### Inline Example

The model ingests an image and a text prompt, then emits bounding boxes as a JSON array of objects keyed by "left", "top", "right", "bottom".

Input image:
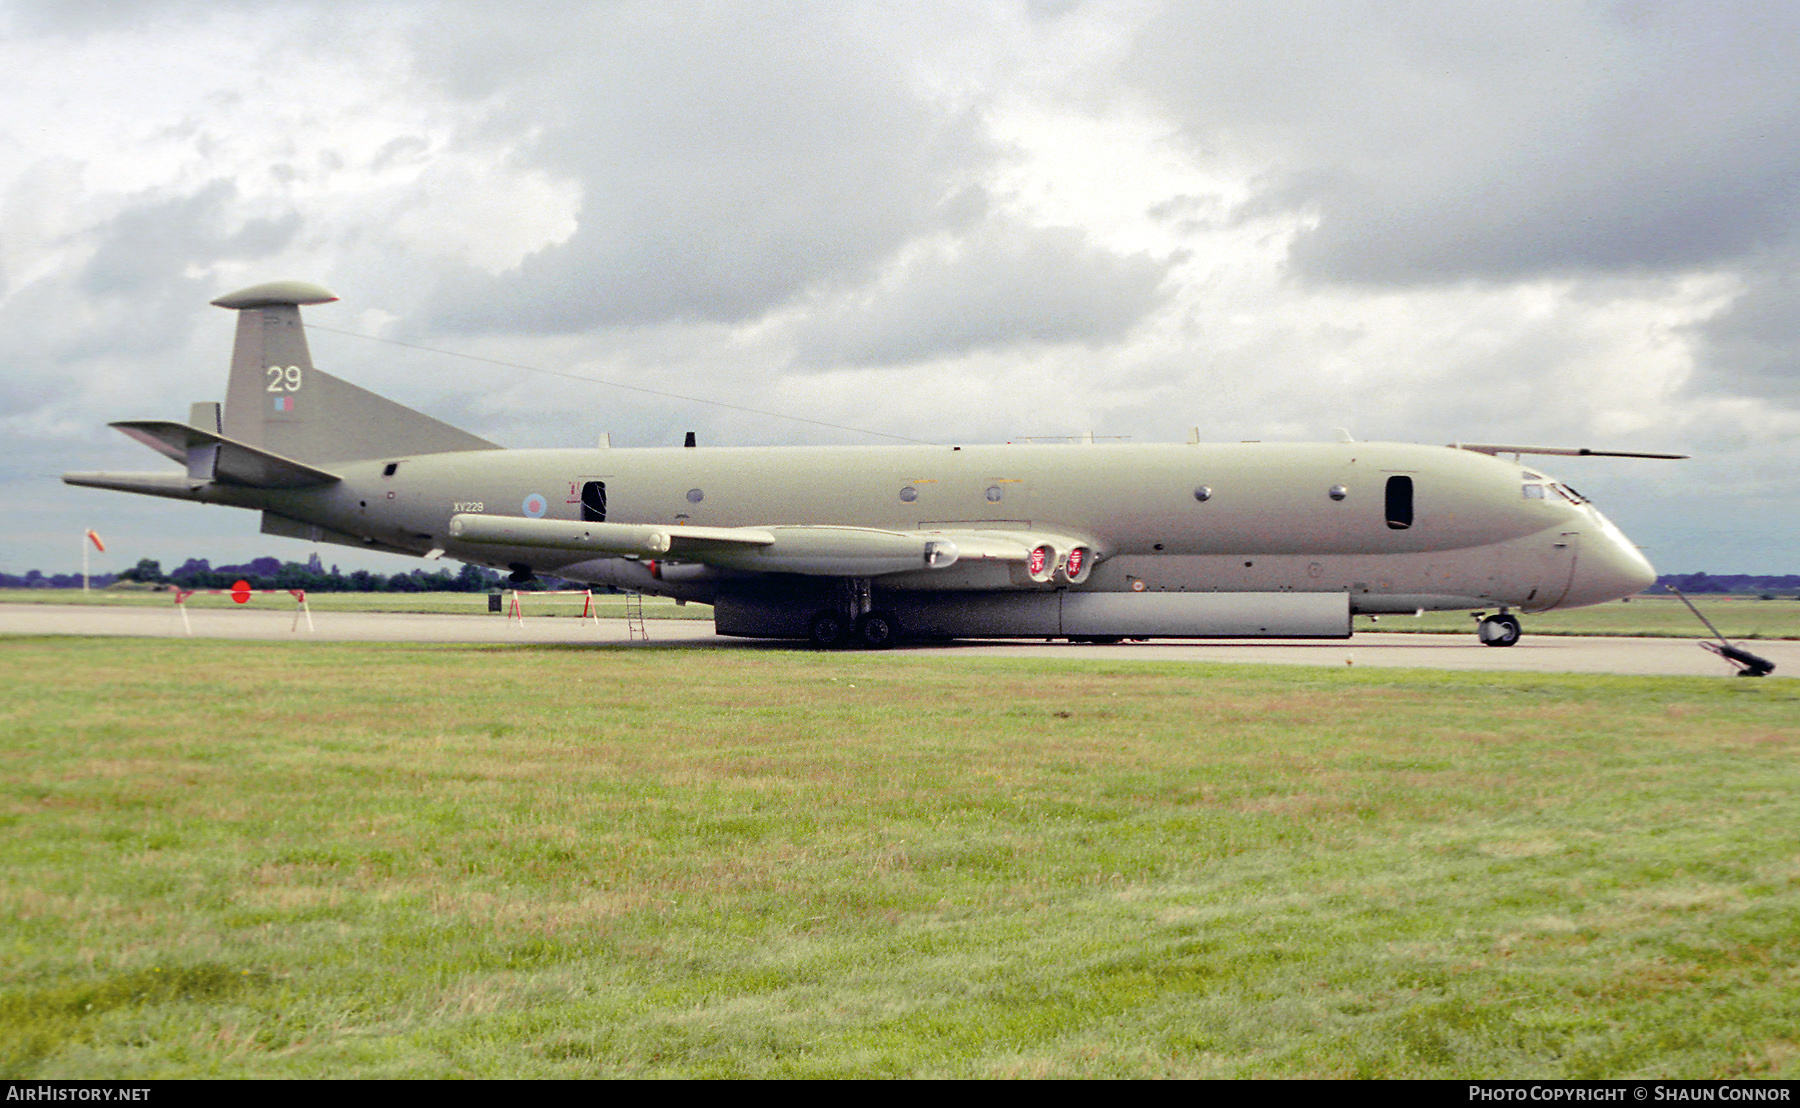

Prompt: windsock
[{"left": 85, "top": 530, "right": 105, "bottom": 553}]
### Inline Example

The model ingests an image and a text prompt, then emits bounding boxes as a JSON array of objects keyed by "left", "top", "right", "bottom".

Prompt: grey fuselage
[
  {"left": 62, "top": 281, "right": 1659, "bottom": 643},
  {"left": 206, "top": 438, "right": 1651, "bottom": 616}
]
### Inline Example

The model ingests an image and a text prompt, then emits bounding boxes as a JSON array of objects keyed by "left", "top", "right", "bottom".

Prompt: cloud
[
  {"left": 412, "top": 3, "right": 996, "bottom": 332},
  {"left": 80, "top": 181, "right": 300, "bottom": 301},
  {"left": 791, "top": 218, "right": 1171, "bottom": 365},
  {"left": 0, "top": 179, "right": 303, "bottom": 428},
  {"left": 1689, "top": 251, "right": 1800, "bottom": 406},
  {"left": 1129, "top": 1, "right": 1800, "bottom": 284}
]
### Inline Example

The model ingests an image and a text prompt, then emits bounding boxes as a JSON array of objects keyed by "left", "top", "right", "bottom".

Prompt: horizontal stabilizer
[
  {"left": 1451, "top": 443, "right": 1688, "bottom": 460},
  {"left": 111, "top": 420, "right": 340, "bottom": 488},
  {"left": 62, "top": 471, "right": 201, "bottom": 499}
]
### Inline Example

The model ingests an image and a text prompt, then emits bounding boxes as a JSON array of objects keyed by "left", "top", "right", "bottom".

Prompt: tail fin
[{"left": 213, "top": 281, "right": 498, "bottom": 464}]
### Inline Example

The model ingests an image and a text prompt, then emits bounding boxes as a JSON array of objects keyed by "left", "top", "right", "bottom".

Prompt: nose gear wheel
[{"left": 1478, "top": 613, "right": 1522, "bottom": 647}]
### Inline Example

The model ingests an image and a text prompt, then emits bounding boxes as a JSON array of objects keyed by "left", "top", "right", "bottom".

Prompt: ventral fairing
[{"left": 65, "top": 282, "right": 1677, "bottom": 648}]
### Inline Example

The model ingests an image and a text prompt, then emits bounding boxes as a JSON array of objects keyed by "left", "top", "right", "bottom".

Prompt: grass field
[{"left": 3, "top": 636, "right": 1797, "bottom": 1078}]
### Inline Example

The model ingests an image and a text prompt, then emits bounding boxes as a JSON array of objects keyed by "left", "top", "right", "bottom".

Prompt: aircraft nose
[{"left": 1562, "top": 524, "right": 1656, "bottom": 609}]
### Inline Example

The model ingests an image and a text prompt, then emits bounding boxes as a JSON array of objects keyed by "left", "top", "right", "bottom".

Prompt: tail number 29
[{"left": 266, "top": 365, "right": 303, "bottom": 391}]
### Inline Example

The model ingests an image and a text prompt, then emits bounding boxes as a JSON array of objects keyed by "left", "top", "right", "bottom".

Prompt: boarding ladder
[{"left": 625, "top": 590, "right": 649, "bottom": 641}]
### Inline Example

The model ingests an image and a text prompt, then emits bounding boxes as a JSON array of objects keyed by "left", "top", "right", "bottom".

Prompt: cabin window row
[
  {"left": 578, "top": 475, "right": 1415, "bottom": 530},
  {"left": 898, "top": 485, "right": 1007, "bottom": 502},
  {"left": 1197, "top": 477, "right": 1413, "bottom": 530}
]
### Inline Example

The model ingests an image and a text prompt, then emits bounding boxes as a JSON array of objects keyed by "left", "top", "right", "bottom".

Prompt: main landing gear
[
  {"left": 807, "top": 611, "right": 849, "bottom": 648},
  {"left": 808, "top": 609, "right": 901, "bottom": 649},
  {"left": 855, "top": 610, "right": 900, "bottom": 649},
  {"left": 1476, "top": 610, "right": 1522, "bottom": 647},
  {"left": 808, "top": 578, "right": 901, "bottom": 649}
]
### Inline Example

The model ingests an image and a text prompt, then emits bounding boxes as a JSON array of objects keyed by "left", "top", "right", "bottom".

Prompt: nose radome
[{"left": 1562, "top": 528, "right": 1656, "bottom": 609}]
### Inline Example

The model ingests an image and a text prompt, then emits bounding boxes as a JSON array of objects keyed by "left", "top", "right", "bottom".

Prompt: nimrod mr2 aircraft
[{"left": 65, "top": 281, "right": 1676, "bottom": 648}]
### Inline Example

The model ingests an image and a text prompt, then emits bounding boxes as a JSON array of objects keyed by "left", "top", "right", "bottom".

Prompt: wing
[{"left": 448, "top": 514, "right": 1102, "bottom": 583}]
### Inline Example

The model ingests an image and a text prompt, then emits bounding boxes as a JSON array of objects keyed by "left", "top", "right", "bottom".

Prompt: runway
[{"left": 2, "top": 602, "right": 1790, "bottom": 677}]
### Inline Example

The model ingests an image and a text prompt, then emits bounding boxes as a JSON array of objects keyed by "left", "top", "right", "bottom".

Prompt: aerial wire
[{"left": 303, "top": 323, "right": 938, "bottom": 445}]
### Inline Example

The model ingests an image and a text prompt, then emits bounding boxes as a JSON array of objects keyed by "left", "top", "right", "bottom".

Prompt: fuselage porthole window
[
  {"left": 1194, "top": 485, "right": 1212, "bottom": 502},
  {"left": 1328, "top": 485, "right": 1348, "bottom": 501},
  {"left": 985, "top": 486, "right": 1003, "bottom": 502},
  {"left": 687, "top": 488, "right": 704, "bottom": 504},
  {"left": 899, "top": 486, "right": 918, "bottom": 503},
  {"left": 1385, "top": 475, "right": 1414, "bottom": 530}
]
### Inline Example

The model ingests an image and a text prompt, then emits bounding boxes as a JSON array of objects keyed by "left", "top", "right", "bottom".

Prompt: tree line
[
  {"left": 1658, "top": 572, "right": 1800, "bottom": 595},
  {"left": 1, "top": 556, "right": 577, "bottom": 592}
]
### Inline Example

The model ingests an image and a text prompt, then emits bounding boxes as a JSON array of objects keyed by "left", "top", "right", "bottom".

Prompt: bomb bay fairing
[{"left": 64, "top": 281, "right": 1675, "bottom": 647}]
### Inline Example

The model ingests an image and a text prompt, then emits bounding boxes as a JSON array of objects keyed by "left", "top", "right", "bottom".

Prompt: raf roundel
[{"left": 522, "top": 493, "right": 548, "bottom": 518}]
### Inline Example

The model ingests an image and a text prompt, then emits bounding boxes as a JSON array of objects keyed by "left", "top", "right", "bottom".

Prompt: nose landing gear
[{"left": 1476, "top": 611, "right": 1522, "bottom": 647}]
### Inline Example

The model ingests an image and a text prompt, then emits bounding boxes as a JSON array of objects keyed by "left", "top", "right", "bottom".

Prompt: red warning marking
[
  {"left": 1066, "top": 547, "right": 1085, "bottom": 577},
  {"left": 174, "top": 587, "right": 308, "bottom": 605},
  {"left": 1028, "top": 546, "right": 1048, "bottom": 576},
  {"left": 231, "top": 580, "right": 252, "bottom": 604}
]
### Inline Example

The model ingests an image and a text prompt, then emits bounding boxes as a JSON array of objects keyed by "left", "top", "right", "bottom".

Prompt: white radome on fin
[{"left": 210, "top": 281, "right": 340, "bottom": 310}]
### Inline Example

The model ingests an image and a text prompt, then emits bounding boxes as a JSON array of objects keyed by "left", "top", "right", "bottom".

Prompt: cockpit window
[{"left": 1523, "top": 480, "right": 1587, "bottom": 504}]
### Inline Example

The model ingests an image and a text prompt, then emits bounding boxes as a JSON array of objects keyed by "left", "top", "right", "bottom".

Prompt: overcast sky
[{"left": 5, "top": 0, "right": 1799, "bottom": 577}]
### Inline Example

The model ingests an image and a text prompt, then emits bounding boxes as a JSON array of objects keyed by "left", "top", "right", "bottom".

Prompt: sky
[{"left": 5, "top": 0, "right": 1799, "bottom": 578}]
